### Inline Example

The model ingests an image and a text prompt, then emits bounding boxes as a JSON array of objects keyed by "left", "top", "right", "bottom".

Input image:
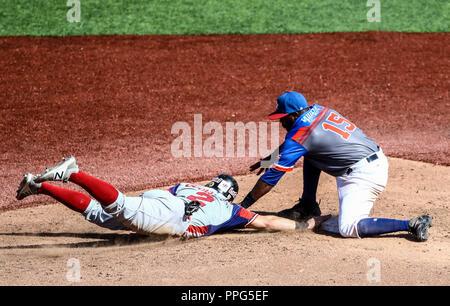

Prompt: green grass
[{"left": 0, "top": 0, "right": 448, "bottom": 36}]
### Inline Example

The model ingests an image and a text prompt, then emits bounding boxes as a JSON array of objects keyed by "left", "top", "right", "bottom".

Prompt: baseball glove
[{"left": 277, "top": 198, "right": 321, "bottom": 221}]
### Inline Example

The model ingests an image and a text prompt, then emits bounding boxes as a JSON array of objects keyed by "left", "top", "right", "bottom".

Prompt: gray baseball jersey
[{"left": 261, "top": 104, "right": 379, "bottom": 185}]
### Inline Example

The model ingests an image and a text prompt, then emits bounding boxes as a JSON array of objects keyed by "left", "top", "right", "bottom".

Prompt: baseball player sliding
[
  {"left": 240, "top": 91, "right": 432, "bottom": 242},
  {"left": 16, "top": 156, "right": 329, "bottom": 238}
]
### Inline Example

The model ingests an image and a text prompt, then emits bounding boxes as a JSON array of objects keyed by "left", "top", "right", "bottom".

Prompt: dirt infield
[
  {"left": 0, "top": 32, "right": 449, "bottom": 286},
  {"left": 1, "top": 158, "right": 449, "bottom": 285}
]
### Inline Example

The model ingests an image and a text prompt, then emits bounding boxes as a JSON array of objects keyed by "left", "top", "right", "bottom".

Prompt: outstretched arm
[
  {"left": 242, "top": 139, "right": 308, "bottom": 209},
  {"left": 240, "top": 178, "right": 274, "bottom": 208},
  {"left": 247, "top": 214, "right": 331, "bottom": 232}
]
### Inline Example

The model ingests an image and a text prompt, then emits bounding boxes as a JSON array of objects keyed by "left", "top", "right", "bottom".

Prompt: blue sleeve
[
  {"left": 260, "top": 168, "right": 285, "bottom": 186},
  {"left": 260, "top": 138, "right": 307, "bottom": 186},
  {"left": 207, "top": 205, "right": 258, "bottom": 235}
]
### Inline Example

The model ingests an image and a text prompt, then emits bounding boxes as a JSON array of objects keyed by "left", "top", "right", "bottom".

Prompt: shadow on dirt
[
  {"left": 252, "top": 210, "right": 279, "bottom": 216},
  {"left": 0, "top": 232, "right": 174, "bottom": 249},
  {"left": 253, "top": 212, "right": 419, "bottom": 241},
  {"left": 314, "top": 230, "right": 417, "bottom": 241}
]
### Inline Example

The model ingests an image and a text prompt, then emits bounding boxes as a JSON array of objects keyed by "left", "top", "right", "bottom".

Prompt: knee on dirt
[{"left": 338, "top": 220, "right": 359, "bottom": 238}]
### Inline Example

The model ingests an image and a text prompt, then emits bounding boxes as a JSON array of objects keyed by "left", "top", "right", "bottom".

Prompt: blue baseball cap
[{"left": 268, "top": 91, "right": 308, "bottom": 120}]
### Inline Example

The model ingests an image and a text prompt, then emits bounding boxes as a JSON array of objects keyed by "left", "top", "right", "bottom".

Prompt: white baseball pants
[
  {"left": 336, "top": 149, "right": 389, "bottom": 238},
  {"left": 83, "top": 189, "right": 190, "bottom": 236}
]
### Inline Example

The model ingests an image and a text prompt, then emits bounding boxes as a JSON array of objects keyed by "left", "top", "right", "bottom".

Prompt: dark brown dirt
[{"left": 1, "top": 32, "right": 449, "bottom": 212}]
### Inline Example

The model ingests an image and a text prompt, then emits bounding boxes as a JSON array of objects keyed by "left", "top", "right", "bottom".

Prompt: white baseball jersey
[
  {"left": 168, "top": 183, "right": 258, "bottom": 237},
  {"left": 83, "top": 183, "right": 258, "bottom": 238}
]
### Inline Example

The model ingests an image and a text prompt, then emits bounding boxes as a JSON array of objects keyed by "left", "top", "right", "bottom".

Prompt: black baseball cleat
[
  {"left": 277, "top": 204, "right": 304, "bottom": 220},
  {"left": 277, "top": 198, "right": 321, "bottom": 221},
  {"left": 408, "top": 215, "right": 433, "bottom": 242}
]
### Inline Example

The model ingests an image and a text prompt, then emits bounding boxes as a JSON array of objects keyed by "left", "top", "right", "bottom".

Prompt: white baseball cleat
[
  {"left": 16, "top": 173, "right": 40, "bottom": 200},
  {"left": 34, "top": 156, "right": 79, "bottom": 183}
]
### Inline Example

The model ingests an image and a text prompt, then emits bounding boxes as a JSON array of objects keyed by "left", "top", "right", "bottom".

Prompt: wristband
[
  {"left": 240, "top": 193, "right": 256, "bottom": 209},
  {"left": 295, "top": 221, "right": 309, "bottom": 230}
]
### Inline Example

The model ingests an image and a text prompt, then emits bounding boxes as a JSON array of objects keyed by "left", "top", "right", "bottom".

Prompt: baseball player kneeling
[
  {"left": 240, "top": 91, "right": 432, "bottom": 242},
  {"left": 16, "top": 156, "right": 329, "bottom": 238}
]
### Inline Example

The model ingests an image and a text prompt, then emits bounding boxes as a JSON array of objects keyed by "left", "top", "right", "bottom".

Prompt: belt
[{"left": 346, "top": 151, "right": 379, "bottom": 175}]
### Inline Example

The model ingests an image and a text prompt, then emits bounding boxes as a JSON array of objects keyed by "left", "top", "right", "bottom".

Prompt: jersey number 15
[{"left": 322, "top": 112, "right": 356, "bottom": 140}]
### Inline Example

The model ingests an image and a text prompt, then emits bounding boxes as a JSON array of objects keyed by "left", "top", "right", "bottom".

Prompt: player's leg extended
[
  {"left": 17, "top": 173, "right": 90, "bottom": 213},
  {"left": 337, "top": 183, "right": 411, "bottom": 238},
  {"left": 16, "top": 174, "right": 127, "bottom": 230},
  {"left": 34, "top": 156, "right": 119, "bottom": 207},
  {"left": 57, "top": 164, "right": 163, "bottom": 233},
  {"left": 39, "top": 182, "right": 92, "bottom": 213},
  {"left": 69, "top": 171, "right": 118, "bottom": 207},
  {"left": 31, "top": 156, "right": 191, "bottom": 236},
  {"left": 336, "top": 152, "right": 432, "bottom": 241},
  {"left": 349, "top": 206, "right": 432, "bottom": 242}
]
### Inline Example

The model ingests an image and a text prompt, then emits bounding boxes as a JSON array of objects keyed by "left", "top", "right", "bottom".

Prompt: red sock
[
  {"left": 39, "top": 183, "right": 91, "bottom": 213},
  {"left": 69, "top": 171, "right": 119, "bottom": 207}
]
